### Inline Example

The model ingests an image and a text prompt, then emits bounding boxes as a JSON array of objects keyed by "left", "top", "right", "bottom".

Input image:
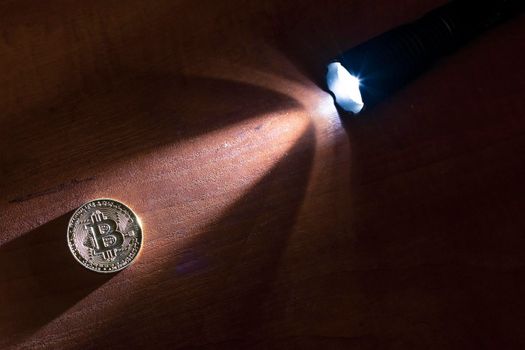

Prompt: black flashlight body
[{"left": 336, "top": 0, "right": 524, "bottom": 110}]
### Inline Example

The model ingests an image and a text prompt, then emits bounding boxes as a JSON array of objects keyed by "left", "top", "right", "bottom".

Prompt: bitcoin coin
[{"left": 67, "top": 199, "right": 143, "bottom": 273}]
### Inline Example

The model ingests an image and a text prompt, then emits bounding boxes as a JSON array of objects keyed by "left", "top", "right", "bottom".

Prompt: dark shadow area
[
  {"left": 74, "top": 120, "right": 317, "bottom": 349},
  {"left": 337, "top": 18, "right": 525, "bottom": 348},
  {"left": 0, "top": 211, "right": 115, "bottom": 345},
  {"left": 0, "top": 75, "right": 302, "bottom": 204}
]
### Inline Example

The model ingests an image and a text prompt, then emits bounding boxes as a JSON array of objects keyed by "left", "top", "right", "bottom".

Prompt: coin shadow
[{"left": 0, "top": 211, "right": 115, "bottom": 343}]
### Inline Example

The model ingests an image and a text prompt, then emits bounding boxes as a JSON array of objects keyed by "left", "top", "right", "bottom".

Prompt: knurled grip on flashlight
[{"left": 338, "top": 0, "right": 524, "bottom": 107}]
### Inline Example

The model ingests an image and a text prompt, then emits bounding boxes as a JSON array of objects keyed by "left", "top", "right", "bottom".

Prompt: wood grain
[{"left": 1, "top": 0, "right": 524, "bottom": 348}]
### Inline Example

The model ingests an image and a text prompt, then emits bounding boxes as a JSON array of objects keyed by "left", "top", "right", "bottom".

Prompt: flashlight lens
[{"left": 326, "top": 62, "right": 364, "bottom": 114}]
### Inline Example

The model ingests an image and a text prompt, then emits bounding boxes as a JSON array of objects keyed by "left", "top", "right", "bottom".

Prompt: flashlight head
[
  {"left": 326, "top": 62, "right": 364, "bottom": 114},
  {"left": 326, "top": 0, "right": 525, "bottom": 116}
]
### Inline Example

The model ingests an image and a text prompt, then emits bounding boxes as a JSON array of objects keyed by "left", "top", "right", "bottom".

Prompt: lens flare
[{"left": 326, "top": 62, "right": 364, "bottom": 114}]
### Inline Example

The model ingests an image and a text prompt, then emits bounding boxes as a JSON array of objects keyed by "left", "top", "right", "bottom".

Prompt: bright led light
[{"left": 326, "top": 62, "right": 364, "bottom": 114}]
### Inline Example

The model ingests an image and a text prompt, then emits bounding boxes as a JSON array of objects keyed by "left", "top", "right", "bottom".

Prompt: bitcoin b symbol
[{"left": 85, "top": 210, "right": 125, "bottom": 261}]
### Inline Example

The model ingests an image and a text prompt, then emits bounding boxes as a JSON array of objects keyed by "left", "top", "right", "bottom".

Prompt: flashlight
[{"left": 327, "top": 0, "right": 524, "bottom": 114}]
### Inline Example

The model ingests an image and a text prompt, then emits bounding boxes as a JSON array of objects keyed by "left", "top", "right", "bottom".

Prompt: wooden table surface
[{"left": 1, "top": 0, "right": 524, "bottom": 348}]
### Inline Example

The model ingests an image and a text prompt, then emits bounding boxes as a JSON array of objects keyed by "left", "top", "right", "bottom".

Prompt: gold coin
[{"left": 67, "top": 199, "right": 143, "bottom": 273}]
